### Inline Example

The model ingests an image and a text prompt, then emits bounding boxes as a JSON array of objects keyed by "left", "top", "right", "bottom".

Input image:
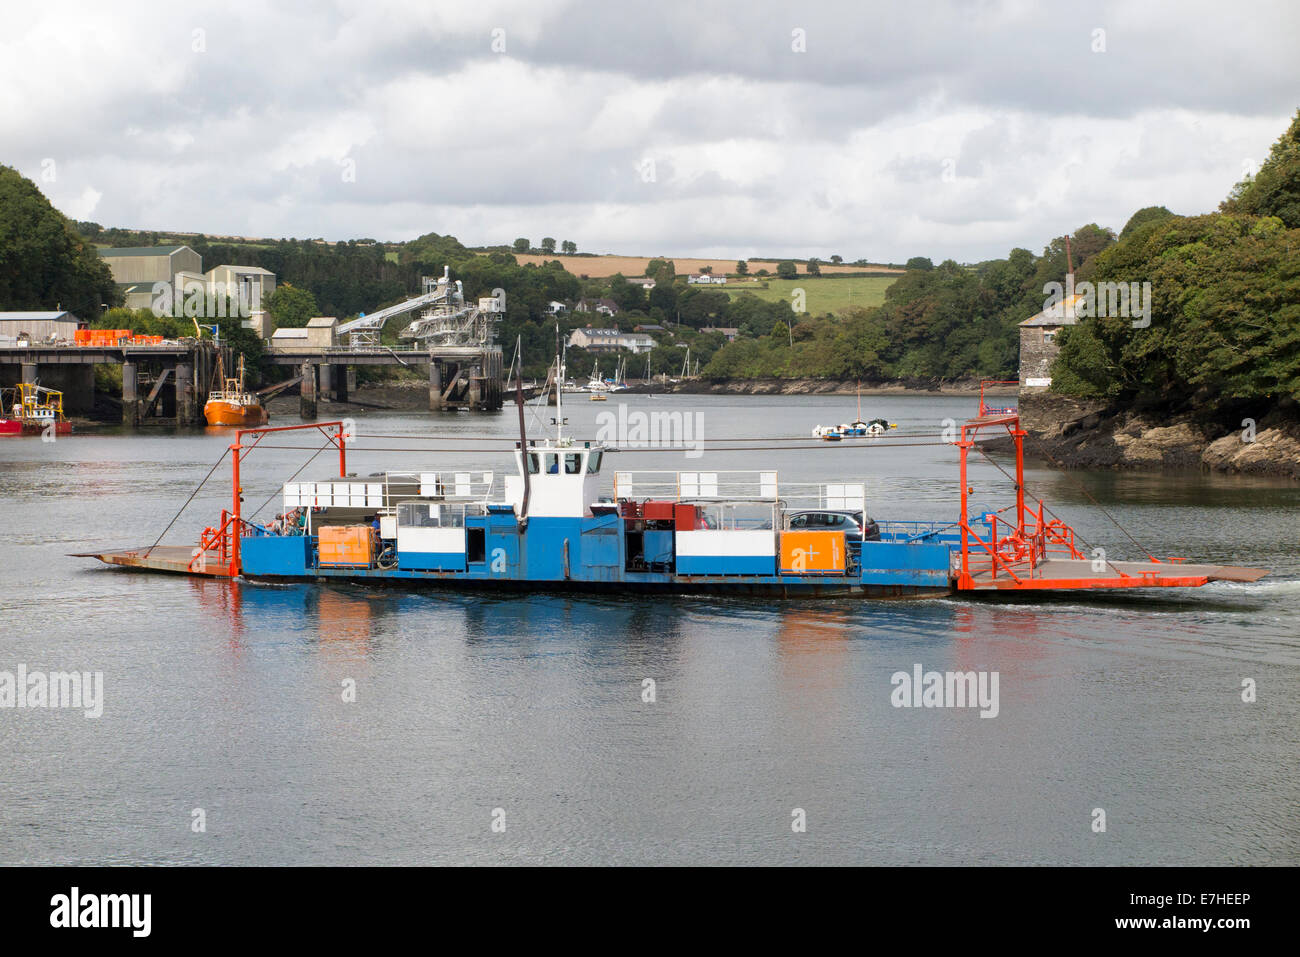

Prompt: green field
[{"left": 725, "top": 275, "right": 897, "bottom": 315}]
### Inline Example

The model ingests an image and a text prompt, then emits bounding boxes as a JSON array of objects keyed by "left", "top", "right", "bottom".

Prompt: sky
[{"left": 3, "top": 0, "right": 1297, "bottom": 264}]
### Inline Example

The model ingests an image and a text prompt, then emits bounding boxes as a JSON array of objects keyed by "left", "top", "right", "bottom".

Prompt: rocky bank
[{"left": 1015, "top": 393, "right": 1300, "bottom": 480}]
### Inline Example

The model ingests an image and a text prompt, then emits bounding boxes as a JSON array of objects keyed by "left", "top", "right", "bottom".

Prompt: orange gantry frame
[
  {"left": 952, "top": 411, "right": 1267, "bottom": 591},
  {"left": 223, "top": 421, "right": 349, "bottom": 577}
]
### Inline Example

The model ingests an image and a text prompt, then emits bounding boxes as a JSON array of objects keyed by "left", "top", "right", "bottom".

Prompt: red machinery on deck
[{"left": 952, "top": 406, "right": 1266, "bottom": 591}]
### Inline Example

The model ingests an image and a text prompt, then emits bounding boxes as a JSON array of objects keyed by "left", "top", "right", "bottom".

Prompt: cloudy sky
[{"left": 3, "top": 0, "right": 1297, "bottom": 263}]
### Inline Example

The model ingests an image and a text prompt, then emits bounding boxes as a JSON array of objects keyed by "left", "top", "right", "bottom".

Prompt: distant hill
[{"left": 505, "top": 253, "right": 902, "bottom": 278}]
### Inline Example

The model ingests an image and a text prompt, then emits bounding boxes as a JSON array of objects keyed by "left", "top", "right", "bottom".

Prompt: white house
[
  {"left": 567, "top": 327, "right": 657, "bottom": 354},
  {"left": 575, "top": 298, "right": 619, "bottom": 317}
]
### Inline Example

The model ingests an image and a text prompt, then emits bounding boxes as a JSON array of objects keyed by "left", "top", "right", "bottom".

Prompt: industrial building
[
  {"left": 96, "top": 246, "right": 277, "bottom": 316},
  {"left": 0, "top": 311, "right": 83, "bottom": 344}
]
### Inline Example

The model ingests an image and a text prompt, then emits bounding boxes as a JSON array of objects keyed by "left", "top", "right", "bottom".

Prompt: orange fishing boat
[{"left": 204, "top": 354, "right": 268, "bottom": 427}]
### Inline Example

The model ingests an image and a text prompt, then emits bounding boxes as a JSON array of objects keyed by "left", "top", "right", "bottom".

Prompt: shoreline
[
  {"left": 1013, "top": 394, "right": 1300, "bottom": 481},
  {"left": 62, "top": 382, "right": 1300, "bottom": 480},
  {"left": 617, "top": 377, "right": 1002, "bottom": 397}
]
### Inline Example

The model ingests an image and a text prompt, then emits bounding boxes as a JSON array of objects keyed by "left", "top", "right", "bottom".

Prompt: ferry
[
  {"left": 204, "top": 354, "right": 268, "bottom": 427},
  {"left": 1, "top": 383, "right": 72, "bottom": 436},
  {"left": 81, "top": 377, "right": 1268, "bottom": 598}
]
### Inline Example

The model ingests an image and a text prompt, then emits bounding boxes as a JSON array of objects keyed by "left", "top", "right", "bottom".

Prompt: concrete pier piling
[
  {"left": 300, "top": 361, "right": 317, "bottom": 419},
  {"left": 175, "top": 361, "right": 196, "bottom": 425},
  {"left": 121, "top": 360, "right": 139, "bottom": 426},
  {"left": 429, "top": 362, "right": 443, "bottom": 411}
]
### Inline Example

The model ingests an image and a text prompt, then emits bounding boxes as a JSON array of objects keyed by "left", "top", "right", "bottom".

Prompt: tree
[
  {"left": 267, "top": 283, "right": 319, "bottom": 328},
  {"left": 1222, "top": 108, "right": 1300, "bottom": 228},
  {"left": 645, "top": 258, "right": 668, "bottom": 279},
  {"left": 607, "top": 274, "right": 645, "bottom": 314},
  {"left": 736, "top": 260, "right": 748, "bottom": 275},
  {"left": 0, "top": 165, "right": 119, "bottom": 314},
  {"left": 700, "top": 265, "right": 713, "bottom": 275},
  {"left": 650, "top": 259, "right": 676, "bottom": 284},
  {"left": 905, "top": 257, "right": 934, "bottom": 271},
  {"left": 776, "top": 260, "right": 798, "bottom": 280},
  {"left": 1053, "top": 211, "right": 1300, "bottom": 409},
  {"left": 1120, "top": 206, "right": 1175, "bottom": 239},
  {"left": 513, "top": 238, "right": 530, "bottom": 253},
  {"left": 540, "top": 237, "right": 556, "bottom": 254},
  {"left": 807, "top": 258, "right": 821, "bottom": 277},
  {"left": 830, "top": 254, "right": 842, "bottom": 264},
  {"left": 561, "top": 240, "right": 577, "bottom": 255}
]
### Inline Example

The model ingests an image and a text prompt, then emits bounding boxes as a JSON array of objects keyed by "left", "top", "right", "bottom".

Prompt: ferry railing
[
  {"left": 190, "top": 510, "right": 265, "bottom": 573},
  {"left": 692, "top": 501, "right": 781, "bottom": 531},
  {"left": 383, "top": 470, "right": 498, "bottom": 505},
  {"left": 877, "top": 519, "right": 966, "bottom": 543},
  {"left": 613, "top": 470, "right": 779, "bottom": 502},
  {"left": 957, "top": 502, "right": 1090, "bottom": 584},
  {"left": 778, "top": 482, "right": 867, "bottom": 513},
  {"left": 189, "top": 510, "right": 231, "bottom": 573}
]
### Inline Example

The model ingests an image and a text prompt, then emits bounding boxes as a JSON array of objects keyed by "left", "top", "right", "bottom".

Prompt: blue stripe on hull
[
  {"left": 398, "top": 551, "right": 466, "bottom": 572},
  {"left": 675, "top": 555, "right": 775, "bottom": 576}
]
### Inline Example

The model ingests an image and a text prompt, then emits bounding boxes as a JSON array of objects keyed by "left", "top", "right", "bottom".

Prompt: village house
[
  {"left": 568, "top": 326, "right": 656, "bottom": 354},
  {"left": 575, "top": 298, "right": 620, "bottom": 317},
  {"left": 1018, "top": 294, "right": 1082, "bottom": 391}
]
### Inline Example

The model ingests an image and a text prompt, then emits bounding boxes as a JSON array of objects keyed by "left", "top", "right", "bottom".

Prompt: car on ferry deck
[{"left": 784, "top": 509, "right": 881, "bottom": 542}]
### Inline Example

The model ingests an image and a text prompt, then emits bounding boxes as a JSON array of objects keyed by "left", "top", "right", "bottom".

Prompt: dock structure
[
  {"left": 266, "top": 345, "right": 504, "bottom": 417},
  {"left": 0, "top": 340, "right": 221, "bottom": 426}
]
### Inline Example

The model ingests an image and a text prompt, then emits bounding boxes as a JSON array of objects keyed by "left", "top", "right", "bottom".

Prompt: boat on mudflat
[{"left": 79, "top": 370, "right": 1268, "bottom": 599}]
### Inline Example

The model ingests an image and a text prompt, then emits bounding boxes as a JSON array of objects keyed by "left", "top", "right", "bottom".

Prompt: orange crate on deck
[
  {"left": 317, "top": 525, "right": 375, "bottom": 568},
  {"left": 779, "top": 530, "right": 846, "bottom": 574}
]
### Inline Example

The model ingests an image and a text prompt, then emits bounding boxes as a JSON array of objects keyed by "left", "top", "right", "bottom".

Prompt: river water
[{"left": 1, "top": 394, "right": 1296, "bottom": 865}]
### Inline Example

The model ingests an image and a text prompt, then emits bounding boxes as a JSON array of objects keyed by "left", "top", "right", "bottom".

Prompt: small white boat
[{"left": 813, "top": 383, "right": 895, "bottom": 439}]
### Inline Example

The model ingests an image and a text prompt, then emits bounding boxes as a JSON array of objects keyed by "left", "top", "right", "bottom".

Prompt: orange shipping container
[
  {"left": 317, "top": 525, "right": 375, "bottom": 568},
  {"left": 780, "top": 530, "right": 846, "bottom": 574}
]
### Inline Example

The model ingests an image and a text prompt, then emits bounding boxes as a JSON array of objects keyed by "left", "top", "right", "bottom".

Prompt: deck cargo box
[
  {"left": 780, "top": 530, "right": 847, "bottom": 574},
  {"left": 317, "top": 525, "right": 375, "bottom": 568},
  {"left": 643, "top": 501, "right": 676, "bottom": 521}
]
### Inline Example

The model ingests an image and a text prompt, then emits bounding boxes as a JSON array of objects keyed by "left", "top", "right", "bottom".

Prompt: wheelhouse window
[
  {"left": 526, "top": 453, "right": 540, "bottom": 475},
  {"left": 585, "top": 450, "right": 603, "bottom": 474},
  {"left": 564, "top": 453, "right": 581, "bottom": 474}
]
